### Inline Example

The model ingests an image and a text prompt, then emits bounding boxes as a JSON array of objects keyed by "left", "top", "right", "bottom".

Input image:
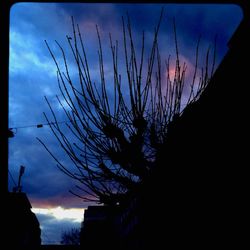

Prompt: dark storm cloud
[
  {"left": 8, "top": 128, "right": 74, "bottom": 197},
  {"left": 9, "top": 1, "right": 243, "bottom": 200},
  {"left": 162, "top": 4, "right": 243, "bottom": 59},
  {"left": 9, "top": 1, "right": 243, "bottom": 205},
  {"left": 10, "top": 3, "right": 72, "bottom": 41}
]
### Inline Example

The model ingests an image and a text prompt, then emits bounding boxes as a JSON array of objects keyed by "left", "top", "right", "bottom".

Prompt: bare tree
[
  {"left": 38, "top": 11, "right": 215, "bottom": 205},
  {"left": 60, "top": 228, "right": 80, "bottom": 245}
]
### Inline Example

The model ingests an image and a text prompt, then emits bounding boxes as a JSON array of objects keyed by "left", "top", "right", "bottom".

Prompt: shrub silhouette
[{"left": 61, "top": 228, "right": 80, "bottom": 245}]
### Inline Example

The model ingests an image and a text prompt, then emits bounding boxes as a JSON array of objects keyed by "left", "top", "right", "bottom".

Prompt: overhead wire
[
  {"left": 9, "top": 120, "right": 71, "bottom": 130},
  {"left": 9, "top": 102, "right": 190, "bottom": 131}
]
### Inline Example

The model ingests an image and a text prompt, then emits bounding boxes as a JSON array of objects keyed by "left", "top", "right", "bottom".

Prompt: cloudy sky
[{"left": 8, "top": 2, "right": 242, "bottom": 244}]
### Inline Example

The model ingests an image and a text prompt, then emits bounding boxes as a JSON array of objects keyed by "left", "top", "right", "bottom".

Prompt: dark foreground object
[{"left": 81, "top": 13, "right": 249, "bottom": 250}]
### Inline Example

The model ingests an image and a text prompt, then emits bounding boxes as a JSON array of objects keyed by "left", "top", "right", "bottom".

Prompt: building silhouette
[
  {"left": 4, "top": 192, "right": 41, "bottom": 249},
  {"left": 81, "top": 2, "right": 249, "bottom": 249},
  {"left": 80, "top": 205, "right": 120, "bottom": 248},
  {"left": 128, "top": 5, "right": 250, "bottom": 248}
]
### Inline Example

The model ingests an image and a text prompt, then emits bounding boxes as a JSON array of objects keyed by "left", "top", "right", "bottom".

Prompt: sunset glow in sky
[
  {"left": 9, "top": 2, "right": 242, "bottom": 244},
  {"left": 32, "top": 207, "right": 84, "bottom": 222}
]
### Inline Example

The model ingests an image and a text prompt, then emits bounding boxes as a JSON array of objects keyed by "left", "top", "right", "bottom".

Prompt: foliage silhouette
[
  {"left": 60, "top": 228, "right": 80, "bottom": 245},
  {"left": 38, "top": 10, "right": 215, "bottom": 205}
]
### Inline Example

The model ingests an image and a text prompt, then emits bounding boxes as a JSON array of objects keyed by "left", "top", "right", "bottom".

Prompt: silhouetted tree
[
  {"left": 38, "top": 11, "right": 215, "bottom": 205},
  {"left": 61, "top": 228, "right": 80, "bottom": 245}
]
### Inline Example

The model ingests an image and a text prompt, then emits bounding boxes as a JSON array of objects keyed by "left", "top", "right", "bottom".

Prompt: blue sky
[{"left": 8, "top": 2, "right": 242, "bottom": 244}]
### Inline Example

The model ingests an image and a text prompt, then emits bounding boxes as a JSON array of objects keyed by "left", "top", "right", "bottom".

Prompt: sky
[{"left": 8, "top": 2, "right": 242, "bottom": 245}]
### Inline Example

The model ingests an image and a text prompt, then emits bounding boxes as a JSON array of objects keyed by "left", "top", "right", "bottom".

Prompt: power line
[
  {"left": 9, "top": 103, "right": 191, "bottom": 131},
  {"left": 9, "top": 120, "right": 70, "bottom": 130}
]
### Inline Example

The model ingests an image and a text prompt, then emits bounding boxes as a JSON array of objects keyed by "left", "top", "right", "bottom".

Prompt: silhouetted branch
[{"left": 39, "top": 10, "right": 215, "bottom": 205}]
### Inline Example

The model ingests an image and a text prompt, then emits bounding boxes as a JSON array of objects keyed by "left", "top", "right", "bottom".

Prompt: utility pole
[
  {"left": 12, "top": 165, "right": 25, "bottom": 193},
  {"left": 17, "top": 165, "right": 25, "bottom": 193}
]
